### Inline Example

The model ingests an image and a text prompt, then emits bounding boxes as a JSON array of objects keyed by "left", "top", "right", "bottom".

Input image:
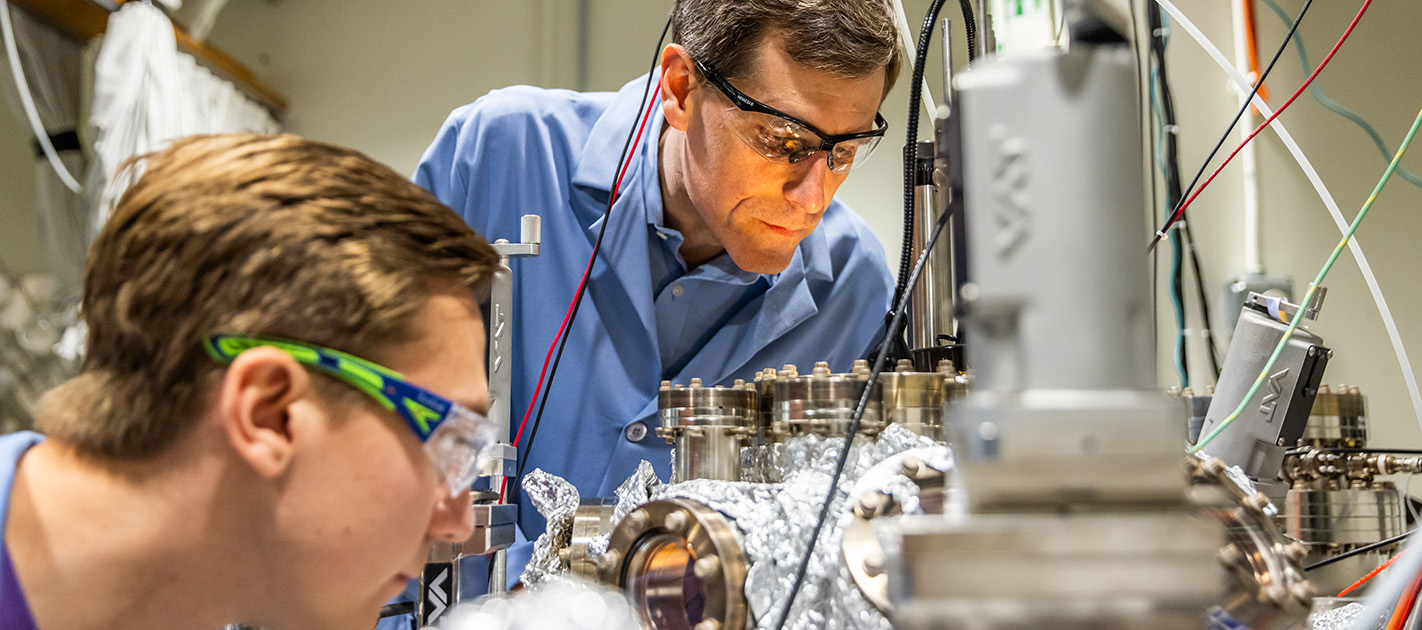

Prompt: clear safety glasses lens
[
  {"left": 424, "top": 404, "right": 498, "bottom": 497},
  {"left": 725, "top": 108, "right": 882, "bottom": 173}
]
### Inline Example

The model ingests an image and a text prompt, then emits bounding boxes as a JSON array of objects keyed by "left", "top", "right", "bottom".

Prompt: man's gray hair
[{"left": 672, "top": 0, "right": 903, "bottom": 98}]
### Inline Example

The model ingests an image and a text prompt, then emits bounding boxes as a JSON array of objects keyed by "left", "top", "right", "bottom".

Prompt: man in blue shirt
[
  {"left": 1, "top": 134, "right": 501, "bottom": 630},
  {"left": 415, "top": 0, "right": 902, "bottom": 590}
]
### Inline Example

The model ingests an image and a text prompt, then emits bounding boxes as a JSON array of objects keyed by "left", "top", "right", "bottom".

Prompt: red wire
[
  {"left": 1159, "top": 0, "right": 1373, "bottom": 235},
  {"left": 499, "top": 78, "right": 663, "bottom": 500},
  {"left": 1339, "top": 552, "right": 1404, "bottom": 597}
]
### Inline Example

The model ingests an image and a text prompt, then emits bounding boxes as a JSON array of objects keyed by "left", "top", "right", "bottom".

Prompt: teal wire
[
  {"left": 1192, "top": 106, "right": 1422, "bottom": 454},
  {"left": 1151, "top": 22, "right": 1189, "bottom": 388},
  {"left": 1258, "top": 0, "right": 1422, "bottom": 188}
]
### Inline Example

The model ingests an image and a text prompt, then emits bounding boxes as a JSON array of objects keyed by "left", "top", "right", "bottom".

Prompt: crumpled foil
[
  {"left": 586, "top": 460, "right": 664, "bottom": 558},
  {"left": 436, "top": 574, "right": 639, "bottom": 630},
  {"left": 654, "top": 424, "right": 942, "bottom": 630},
  {"left": 1305, "top": 602, "right": 1385, "bottom": 630},
  {"left": 525, "top": 425, "right": 951, "bottom": 630},
  {"left": 519, "top": 469, "right": 582, "bottom": 586}
]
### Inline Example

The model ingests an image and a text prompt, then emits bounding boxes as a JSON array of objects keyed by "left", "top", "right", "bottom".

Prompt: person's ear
[
  {"left": 216, "top": 348, "right": 313, "bottom": 479},
  {"left": 661, "top": 43, "right": 698, "bottom": 132}
]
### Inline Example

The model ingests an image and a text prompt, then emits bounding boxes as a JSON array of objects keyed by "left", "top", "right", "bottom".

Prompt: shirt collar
[{"left": 571, "top": 73, "right": 663, "bottom": 197}]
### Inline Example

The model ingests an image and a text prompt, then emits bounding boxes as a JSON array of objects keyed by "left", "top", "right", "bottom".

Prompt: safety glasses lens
[
  {"left": 423, "top": 405, "right": 497, "bottom": 497},
  {"left": 727, "top": 109, "right": 882, "bottom": 173},
  {"left": 829, "top": 135, "right": 882, "bottom": 172},
  {"left": 728, "top": 110, "right": 821, "bottom": 163}
]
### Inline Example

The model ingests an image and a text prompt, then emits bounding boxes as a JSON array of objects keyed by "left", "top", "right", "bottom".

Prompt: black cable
[
  {"left": 1147, "top": 0, "right": 1319, "bottom": 251},
  {"left": 1312, "top": 448, "right": 1422, "bottom": 456},
  {"left": 1146, "top": 2, "right": 1189, "bottom": 386},
  {"left": 378, "top": 601, "right": 415, "bottom": 618},
  {"left": 1180, "top": 221, "right": 1223, "bottom": 377},
  {"left": 1171, "top": 228, "right": 1189, "bottom": 386},
  {"left": 1306, "top": 529, "right": 1414, "bottom": 572},
  {"left": 773, "top": 209, "right": 953, "bottom": 630},
  {"left": 958, "top": 0, "right": 978, "bottom": 64},
  {"left": 514, "top": 15, "right": 672, "bottom": 483},
  {"left": 894, "top": 0, "right": 951, "bottom": 304}
]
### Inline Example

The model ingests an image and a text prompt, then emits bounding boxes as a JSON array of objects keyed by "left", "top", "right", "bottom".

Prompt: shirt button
[
  {"left": 625, "top": 422, "right": 648, "bottom": 442},
  {"left": 671, "top": 284, "right": 684, "bottom": 297}
]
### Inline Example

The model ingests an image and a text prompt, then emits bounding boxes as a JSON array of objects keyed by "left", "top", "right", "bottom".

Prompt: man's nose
[
  {"left": 428, "top": 488, "right": 477, "bottom": 543},
  {"left": 782, "top": 154, "right": 832, "bottom": 216}
]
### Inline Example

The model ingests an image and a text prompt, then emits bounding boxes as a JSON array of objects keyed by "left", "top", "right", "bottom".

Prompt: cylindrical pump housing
[{"left": 956, "top": 45, "right": 1154, "bottom": 393}]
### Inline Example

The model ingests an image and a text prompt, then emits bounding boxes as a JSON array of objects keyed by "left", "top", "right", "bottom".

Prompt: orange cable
[
  {"left": 1385, "top": 571, "right": 1422, "bottom": 630},
  {"left": 1241, "top": 0, "right": 1271, "bottom": 105},
  {"left": 1340, "top": 552, "right": 1404, "bottom": 597}
]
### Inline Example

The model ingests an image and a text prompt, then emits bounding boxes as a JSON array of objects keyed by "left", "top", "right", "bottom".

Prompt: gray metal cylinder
[
  {"left": 956, "top": 45, "right": 1153, "bottom": 394},
  {"left": 879, "top": 359, "right": 964, "bottom": 441},
  {"left": 657, "top": 379, "right": 757, "bottom": 483},
  {"left": 909, "top": 141, "right": 956, "bottom": 352},
  {"left": 1283, "top": 486, "right": 1404, "bottom": 547},
  {"left": 1301, "top": 384, "right": 1367, "bottom": 447}
]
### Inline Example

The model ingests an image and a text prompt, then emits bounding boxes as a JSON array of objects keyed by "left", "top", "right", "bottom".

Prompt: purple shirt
[
  {"left": 0, "top": 432, "right": 44, "bottom": 630},
  {"left": 0, "top": 545, "right": 37, "bottom": 630}
]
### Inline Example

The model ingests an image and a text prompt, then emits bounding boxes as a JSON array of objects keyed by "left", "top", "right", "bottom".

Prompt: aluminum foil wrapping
[
  {"left": 437, "top": 575, "right": 638, "bottom": 630},
  {"left": 654, "top": 424, "right": 941, "bottom": 630},
  {"left": 587, "top": 460, "right": 664, "bottom": 558},
  {"left": 519, "top": 468, "right": 582, "bottom": 586},
  {"left": 1305, "top": 602, "right": 1384, "bottom": 630}
]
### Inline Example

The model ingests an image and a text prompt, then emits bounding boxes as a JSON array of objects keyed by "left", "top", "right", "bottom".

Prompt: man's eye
[{"left": 758, "top": 126, "right": 810, "bottom": 150}]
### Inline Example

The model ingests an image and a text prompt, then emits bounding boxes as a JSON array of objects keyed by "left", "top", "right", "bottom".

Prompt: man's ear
[
  {"left": 216, "top": 348, "right": 313, "bottom": 479},
  {"left": 661, "top": 43, "right": 698, "bottom": 132}
]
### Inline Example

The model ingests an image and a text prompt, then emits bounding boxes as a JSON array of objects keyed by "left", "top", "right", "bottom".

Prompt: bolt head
[
  {"left": 596, "top": 549, "right": 622, "bottom": 575},
  {"left": 693, "top": 555, "right": 722, "bottom": 580},
  {"left": 626, "top": 509, "right": 649, "bottom": 531},
  {"left": 664, "top": 510, "right": 689, "bottom": 534}
]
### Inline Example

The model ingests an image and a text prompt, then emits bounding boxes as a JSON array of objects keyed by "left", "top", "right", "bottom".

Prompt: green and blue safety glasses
[{"left": 204, "top": 333, "right": 495, "bottom": 497}]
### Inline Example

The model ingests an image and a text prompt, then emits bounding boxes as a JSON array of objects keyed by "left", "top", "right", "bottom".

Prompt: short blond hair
[{"left": 38, "top": 133, "right": 499, "bottom": 458}]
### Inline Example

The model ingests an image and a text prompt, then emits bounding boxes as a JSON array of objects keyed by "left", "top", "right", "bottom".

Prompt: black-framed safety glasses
[{"left": 694, "top": 59, "right": 888, "bottom": 173}]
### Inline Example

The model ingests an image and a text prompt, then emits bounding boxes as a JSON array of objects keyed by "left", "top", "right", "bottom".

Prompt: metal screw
[
  {"left": 626, "top": 509, "right": 649, "bottom": 532},
  {"left": 595, "top": 549, "right": 622, "bottom": 575},
  {"left": 693, "top": 555, "right": 721, "bottom": 580},
  {"left": 664, "top": 510, "right": 688, "bottom": 534}
]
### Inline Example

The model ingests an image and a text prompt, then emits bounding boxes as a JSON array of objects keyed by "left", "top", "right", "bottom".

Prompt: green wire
[{"left": 1191, "top": 106, "right": 1422, "bottom": 454}]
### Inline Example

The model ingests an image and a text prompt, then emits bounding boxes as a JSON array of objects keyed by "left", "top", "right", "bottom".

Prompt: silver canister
[
  {"left": 878, "top": 359, "right": 965, "bottom": 442},
  {"left": 657, "top": 378, "right": 757, "bottom": 483},
  {"left": 1300, "top": 384, "right": 1367, "bottom": 447},
  {"left": 773, "top": 361, "right": 883, "bottom": 438}
]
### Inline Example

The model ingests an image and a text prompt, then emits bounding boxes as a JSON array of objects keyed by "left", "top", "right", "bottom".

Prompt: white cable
[
  {"left": 1345, "top": 526, "right": 1422, "bottom": 630},
  {"left": 1155, "top": 0, "right": 1422, "bottom": 437},
  {"left": 0, "top": 1, "right": 81, "bottom": 193},
  {"left": 1230, "top": 0, "right": 1263, "bottom": 274},
  {"left": 892, "top": 0, "right": 938, "bottom": 118}
]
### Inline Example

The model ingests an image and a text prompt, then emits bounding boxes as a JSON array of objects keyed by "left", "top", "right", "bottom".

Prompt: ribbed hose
[{"left": 894, "top": 0, "right": 952, "bottom": 305}]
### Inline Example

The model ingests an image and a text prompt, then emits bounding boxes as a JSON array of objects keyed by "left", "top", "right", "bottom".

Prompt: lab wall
[
  {"left": 0, "top": 94, "right": 43, "bottom": 276},
  {"left": 1159, "top": 0, "right": 1422, "bottom": 454}
]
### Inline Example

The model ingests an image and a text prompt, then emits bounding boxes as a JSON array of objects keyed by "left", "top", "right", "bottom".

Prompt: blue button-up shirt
[{"left": 413, "top": 74, "right": 893, "bottom": 589}]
